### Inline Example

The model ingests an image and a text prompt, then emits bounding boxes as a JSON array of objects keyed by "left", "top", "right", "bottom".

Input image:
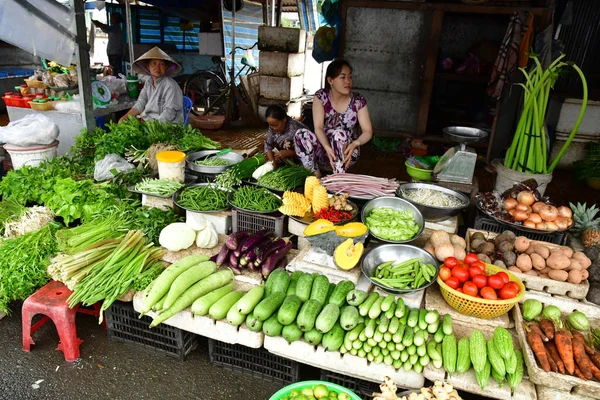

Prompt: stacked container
[{"left": 257, "top": 26, "right": 307, "bottom": 120}]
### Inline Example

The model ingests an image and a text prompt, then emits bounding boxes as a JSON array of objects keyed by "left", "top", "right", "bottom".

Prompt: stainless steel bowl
[
  {"left": 397, "top": 183, "right": 470, "bottom": 222},
  {"left": 361, "top": 196, "right": 424, "bottom": 243},
  {"left": 186, "top": 150, "right": 244, "bottom": 174},
  {"left": 442, "top": 126, "right": 488, "bottom": 144},
  {"left": 361, "top": 244, "right": 439, "bottom": 294}
]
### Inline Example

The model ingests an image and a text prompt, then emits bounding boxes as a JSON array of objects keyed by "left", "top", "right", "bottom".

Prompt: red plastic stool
[{"left": 22, "top": 280, "right": 103, "bottom": 362}]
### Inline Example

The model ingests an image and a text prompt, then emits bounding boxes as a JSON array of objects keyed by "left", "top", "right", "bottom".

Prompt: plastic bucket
[
  {"left": 126, "top": 76, "right": 139, "bottom": 98},
  {"left": 405, "top": 161, "right": 433, "bottom": 182},
  {"left": 492, "top": 159, "right": 553, "bottom": 196},
  {"left": 3, "top": 140, "right": 59, "bottom": 169}
]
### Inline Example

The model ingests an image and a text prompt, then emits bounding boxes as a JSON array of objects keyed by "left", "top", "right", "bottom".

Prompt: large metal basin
[
  {"left": 397, "top": 182, "right": 470, "bottom": 222},
  {"left": 186, "top": 150, "right": 244, "bottom": 174},
  {"left": 361, "top": 196, "right": 424, "bottom": 243}
]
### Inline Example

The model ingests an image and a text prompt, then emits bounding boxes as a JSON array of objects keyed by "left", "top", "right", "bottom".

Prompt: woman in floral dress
[{"left": 295, "top": 59, "right": 373, "bottom": 177}]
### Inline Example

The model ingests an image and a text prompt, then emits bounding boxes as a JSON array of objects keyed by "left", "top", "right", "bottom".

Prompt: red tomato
[
  {"left": 463, "top": 281, "right": 479, "bottom": 297},
  {"left": 480, "top": 286, "right": 498, "bottom": 300},
  {"left": 445, "top": 277, "right": 460, "bottom": 290},
  {"left": 444, "top": 257, "right": 459, "bottom": 269},
  {"left": 452, "top": 266, "right": 470, "bottom": 283},
  {"left": 464, "top": 253, "right": 479, "bottom": 265},
  {"left": 439, "top": 267, "right": 452, "bottom": 281},
  {"left": 456, "top": 287, "right": 464, "bottom": 293},
  {"left": 497, "top": 271, "right": 510, "bottom": 284},
  {"left": 506, "top": 281, "right": 521, "bottom": 293},
  {"left": 488, "top": 275, "right": 505, "bottom": 290},
  {"left": 499, "top": 284, "right": 519, "bottom": 299},
  {"left": 471, "top": 261, "right": 486, "bottom": 270},
  {"left": 469, "top": 265, "right": 484, "bottom": 279},
  {"left": 472, "top": 274, "right": 488, "bottom": 289}
]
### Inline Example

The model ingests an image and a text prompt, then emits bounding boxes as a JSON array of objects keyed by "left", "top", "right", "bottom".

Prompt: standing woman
[
  {"left": 295, "top": 59, "right": 373, "bottom": 177},
  {"left": 92, "top": 13, "right": 124, "bottom": 77},
  {"left": 264, "top": 105, "right": 312, "bottom": 167}
]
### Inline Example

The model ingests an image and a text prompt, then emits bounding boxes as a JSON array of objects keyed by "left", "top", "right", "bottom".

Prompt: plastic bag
[
  {"left": 94, "top": 154, "right": 134, "bottom": 182},
  {"left": 312, "top": 26, "right": 339, "bottom": 63},
  {"left": 42, "top": 71, "right": 55, "bottom": 87},
  {"left": 99, "top": 76, "right": 126, "bottom": 95},
  {"left": 53, "top": 74, "right": 71, "bottom": 88},
  {"left": 0, "top": 114, "right": 59, "bottom": 146}
]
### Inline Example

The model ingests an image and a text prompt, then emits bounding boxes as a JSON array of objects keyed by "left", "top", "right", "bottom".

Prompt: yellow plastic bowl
[
  {"left": 437, "top": 263, "right": 525, "bottom": 319},
  {"left": 405, "top": 161, "right": 433, "bottom": 182}
]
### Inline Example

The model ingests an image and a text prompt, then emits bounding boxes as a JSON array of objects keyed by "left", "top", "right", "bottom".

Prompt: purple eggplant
[
  {"left": 229, "top": 251, "right": 240, "bottom": 269},
  {"left": 216, "top": 244, "right": 230, "bottom": 267},
  {"left": 230, "top": 266, "right": 242, "bottom": 275},
  {"left": 209, "top": 254, "right": 218, "bottom": 263},
  {"left": 234, "top": 234, "right": 253, "bottom": 258},
  {"left": 239, "top": 249, "right": 258, "bottom": 266},
  {"left": 261, "top": 242, "right": 292, "bottom": 278},
  {"left": 256, "top": 239, "right": 288, "bottom": 266},
  {"left": 225, "top": 230, "right": 249, "bottom": 251},
  {"left": 240, "top": 229, "right": 274, "bottom": 254}
]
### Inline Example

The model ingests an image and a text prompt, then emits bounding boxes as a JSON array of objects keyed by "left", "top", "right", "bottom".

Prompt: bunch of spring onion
[
  {"left": 257, "top": 165, "right": 313, "bottom": 191},
  {"left": 134, "top": 178, "right": 183, "bottom": 197},
  {"left": 504, "top": 54, "right": 588, "bottom": 174},
  {"left": 0, "top": 199, "right": 26, "bottom": 236},
  {"left": 56, "top": 212, "right": 130, "bottom": 254},
  {"left": 215, "top": 153, "right": 265, "bottom": 188}
]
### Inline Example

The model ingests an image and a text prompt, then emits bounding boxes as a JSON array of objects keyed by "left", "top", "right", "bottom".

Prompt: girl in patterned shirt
[{"left": 264, "top": 105, "right": 312, "bottom": 167}]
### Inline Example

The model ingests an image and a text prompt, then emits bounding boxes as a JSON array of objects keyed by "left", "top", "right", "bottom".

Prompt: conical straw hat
[{"left": 133, "top": 46, "right": 182, "bottom": 76}]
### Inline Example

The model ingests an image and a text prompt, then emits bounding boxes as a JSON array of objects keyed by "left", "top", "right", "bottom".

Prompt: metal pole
[
  {"left": 230, "top": 1, "right": 236, "bottom": 83},
  {"left": 271, "top": 0, "right": 275, "bottom": 26},
  {"left": 73, "top": 0, "right": 95, "bottom": 130},
  {"left": 125, "top": 0, "right": 135, "bottom": 76}
]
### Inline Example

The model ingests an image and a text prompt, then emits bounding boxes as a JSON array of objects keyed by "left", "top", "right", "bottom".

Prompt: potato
[
  {"left": 516, "top": 254, "right": 533, "bottom": 272},
  {"left": 530, "top": 253, "right": 546, "bottom": 271},
  {"left": 540, "top": 267, "right": 552, "bottom": 275},
  {"left": 471, "top": 232, "right": 486, "bottom": 242},
  {"left": 502, "top": 230, "right": 517, "bottom": 243},
  {"left": 546, "top": 252, "right": 571, "bottom": 270},
  {"left": 567, "top": 260, "right": 583, "bottom": 271},
  {"left": 503, "top": 251, "right": 517, "bottom": 268},
  {"left": 450, "top": 235, "right": 466, "bottom": 249},
  {"left": 572, "top": 251, "right": 592, "bottom": 269},
  {"left": 493, "top": 260, "right": 507, "bottom": 269},
  {"left": 524, "top": 270, "right": 539, "bottom": 276},
  {"left": 423, "top": 242, "right": 435, "bottom": 256},
  {"left": 453, "top": 244, "right": 466, "bottom": 261},
  {"left": 582, "top": 269, "right": 589, "bottom": 280},
  {"left": 515, "top": 236, "right": 530, "bottom": 253},
  {"left": 498, "top": 241, "right": 514, "bottom": 253},
  {"left": 508, "top": 266, "right": 522, "bottom": 274},
  {"left": 477, "top": 253, "right": 492, "bottom": 264},
  {"left": 470, "top": 239, "right": 486, "bottom": 252},
  {"left": 477, "top": 242, "right": 495, "bottom": 256},
  {"left": 568, "top": 269, "right": 584, "bottom": 284},
  {"left": 493, "top": 234, "right": 509, "bottom": 247},
  {"left": 534, "top": 244, "right": 551, "bottom": 259},
  {"left": 560, "top": 246, "right": 574, "bottom": 258},
  {"left": 539, "top": 274, "right": 549, "bottom": 279},
  {"left": 525, "top": 244, "right": 537, "bottom": 255},
  {"left": 548, "top": 269, "right": 569, "bottom": 281}
]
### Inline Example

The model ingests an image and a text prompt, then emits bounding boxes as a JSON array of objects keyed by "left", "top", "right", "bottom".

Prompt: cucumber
[
  {"left": 393, "top": 359, "right": 403, "bottom": 369},
  {"left": 407, "top": 345, "right": 417, "bottom": 355},
  {"left": 393, "top": 324, "right": 405, "bottom": 344},
  {"left": 395, "top": 343, "right": 405, "bottom": 351},
  {"left": 383, "top": 332, "right": 392, "bottom": 343},
  {"left": 402, "top": 326, "right": 415, "bottom": 347},
  {"left": 236, "top": 286, "right": 265, "bottom": 315},
  {"left": 357, "top": 348, "right": 367, "bottom": 358},
  {"left": 209, "top": 290, "right": 245, "bottom": 320},
  {"left": 442, "top": 314, "right": 453, "bottom": 335},
  {"left": 413, "top": 363, "right": 423, "bottom": 374},
  {"left": 346, "top": 289, "right": 369, "bottom": 307},
  {"left": 365, "top": 318, "right": 377, "bottom": 339},
  {"left": 363, "top": 343, "right": 373, "bottom": 353},
  {"left": 295, "top": 273, "right": 314, "bottom": 302},
  {"left": 163, "top": 261, "right": 217, "bottom": 309},
  {"left": 324, "top": 283, "right": 336, "bottom": 304},
  {"left": 394, "top": 299, "right": 406, "bottom": 318},
  {"left": 381, "top": 348, "right": 390, "bottom": 357},
  {"left": 387, "top": 342, "right": 395, "bottom": 352},
  {"left": 368, "top": 296, "right": 385, "bottom": 319},
  {"left": 372, "top": 346, "right": 381, "bottom": 357},
  {"left": 226, "top": 299, "right": 247, "bottom": 326},
  {"left": 391, "top": 350, "right": 401, "bottom": 361},
  {"left": 409, "top": 354, "right": 419, "bottom": 365},
  {"left": 282, "top": 324, "right": 303, "bottom": 342},
  {"left": 367, "top": 338, "right": 376, "bottom": 348},
  {"left": 153, "top": 294, "right": 167, "bottom": 312},
  {"left": 296, "top": 299, "right": 322, "bottom": 332},
  {"left": 304, "top": 328, "right": 323, "bottom": 345},
  {"left": 344, "top": 335, "right": 353, "bottom": 351},
  {"left": 373, "top": 330, "right": 384, "bottom": 343},
  {"left": 328, "top": 280, "right": 355, "bottom": 307},
  {"left": 315, "top": 303, "right": 340, "bottom": 334},
  {"left": 403, "top": 360, "right": 412, "bottom": 372},
  {"left": 401, "top": 350, "right": 409, "bottom": 362},
  {"left": 384, "top": 301, "right": 396, "bottom": 319},
  {"left": 413, "top": 330, "right": 426, "bottom": 347},
  {"left": 434, "top": 325, "right": 445, "bottom": 343},
  {"left": 191, "top": 282, "right": 234, "bottom": 315},
  {"left": 399, "top": 306, "right": 409, "bottom": 325},
  {"left": 266, "top": 268, "right": 290, "bottom": 295},
  {"left": 309, "top": 275, "right": 330, "bottom": 305},
  {"left": 427, "top": 321, "right": 440, "bottom": 334},
  {"left": 286, "top": 279, "right": 298, "bottom": 296},
  {"left": 388, "top": 317, "right": 400, "bottom": 334},
  {"left": 407, "top": 308, "right": 419, "bottom": 328},
  {"left": 380, "top": 295, "right": 395, "bottom": 312},
  {"left": 277, "top": 295, "right": 303, "bottom": 326},
  {"left": 263, "top": 314, "right": 284, "bottom": 337},
  {"left": 352, "top": 339, "right": 363, "bottom": 350},
  {"left": 340, "top": 306, "right": 360, "bottom": 331},
  {"left": 418, "top": 309, "right": 428, "bottom": 330},
  {"left": 420, "top": 354, "right": 430, "bottom": 367},
  {"left": 245, "top": 312, "right": 263, "bottom": 332},
  {"left": 378, "top": 316, "right": 390, "bottom": 333},
  {"left": 425, "top": 310, "right": 440, "bottom": 325},
  {"left": 290, "top": 270, "right": 303, "bottom": 282},
  {"left": 427, "top": 340, "right": 442, "bottom": 361},
  {"left": 417, "top": 343, "right": 427, "bottom": 357},
  {"left": 254, "top": 292, "right": 286, "bottom": 321},
  {"left": 358, "top": 292, "right": 379, "bottom": 317},
  {"left": 348, "top": 323, "right": 365, "bottom": 342}
]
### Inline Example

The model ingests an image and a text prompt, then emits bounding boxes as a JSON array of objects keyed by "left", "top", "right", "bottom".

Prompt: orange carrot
[
  {"left": 574, "top": 364, "right": 587, "bottom": 380},
  {"left": 545, "top": 343, "right": 558, "bottom": 372},
  {"left": 589, "top": 360, "right": 600, "bottom": 381},
  {"left": 573, "top": 333, "right": 594, "bottom": 380},
  {"left": 572, "top": 331, "right": 595, "bottom": 355},
  {"left": 529, "top": 323, "right": 549, "bottom": 342},
  {"left": 539, "top": 319, "right": 555, "bottom": 341},
  {"left": 588, "top": 351, "right": 600, "bottom": 370},
  {"left": 546, "top": 341, "right": 566, "bottom": 374},
  {"left": 555, "top": 330, "right": 575, "bottom": 375},
  {"left": 527, "top": 329, "right": 551, "bottom": 372}
]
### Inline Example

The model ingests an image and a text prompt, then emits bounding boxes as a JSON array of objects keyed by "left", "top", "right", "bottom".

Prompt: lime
[
  {"left": 301, "top": 388, "right": 314, "bottom": 397},
  {"left": 338, "top": 394, "right": 351, "bottom": 400},
  {"left": 313, "top": 384, "right": 329, "bottom": 399}
]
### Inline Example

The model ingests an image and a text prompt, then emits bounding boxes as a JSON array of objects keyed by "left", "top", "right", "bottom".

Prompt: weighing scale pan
[{"left": 442, "top": 126, "right": 488, "bottom": 144}]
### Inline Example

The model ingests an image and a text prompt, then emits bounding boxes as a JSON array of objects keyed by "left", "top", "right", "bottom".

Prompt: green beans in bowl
[{"left": 228, "top": 185, "right": 282, "bottom": 213}]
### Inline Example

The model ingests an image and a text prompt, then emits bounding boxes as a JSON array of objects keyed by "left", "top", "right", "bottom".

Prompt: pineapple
[
  {"left": 304, "top": 176, "right": 320, "bottom": 201},
  {"left": 570, "top": 202, "right": 600, "bottom": 248},
  {"left": 312, "top": 185, "right": 329, "bottom": 213}
]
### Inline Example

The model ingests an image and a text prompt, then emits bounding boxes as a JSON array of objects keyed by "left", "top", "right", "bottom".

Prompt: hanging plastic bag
[
  {"left": 320, "top": 0, "right": 340, "bottom": 26},
  {"left": 312, "top": 26, "right": 339, "bottom": 64},
  {"left": 0, "top": 114, "right": 59, "bottom": 147},
  {"left": 94, "top": 154, "right": 134, "bottom": 182}
]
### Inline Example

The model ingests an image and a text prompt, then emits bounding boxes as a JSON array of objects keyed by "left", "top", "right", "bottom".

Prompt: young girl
[{"left": 264, "top": 105, "right": 312, "bottom": 167}]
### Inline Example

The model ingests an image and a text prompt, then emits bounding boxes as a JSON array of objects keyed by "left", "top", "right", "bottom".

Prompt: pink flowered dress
[{"left": 295, "top": 89, "right": 367, "bottom": 173}]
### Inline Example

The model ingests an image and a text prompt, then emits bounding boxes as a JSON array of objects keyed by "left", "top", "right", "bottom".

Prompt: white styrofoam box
[
  {"left": 536, "top": 385, "right": 597, "bottom": 400},
  {"left": 288, "top": 218, "right": 306, "bottom": 237},
  {"left": 259, "top": 75, "right": 304, "bottom": 102},
  {"left": 264, "top": 336, "right": 425, "bottom": 388},
  {"left": 198, "top": 32, "right": 224, "bottom": 56},
  {"left": 258, "top": 97, "right": 303, "bottom": 120},
  {"left": 258, "top": 26, "right": 306, "bottom": 53},
  {"left": 373, "top": 286, "right": 424, "bottom": 309},
  {"left": 234, "top": 269, "right": 263, "bottom": 286},
  {"left": 142, "top": 194, "right": 173, "bottom": 210},
  {"left": 186, "top": 210, "right": 231, "bottom": 235},
  {"left": 287, "top": 246, "right": 362, "bottom": 285},
  {"left": 355, "top": 273, "right": 373, "bottom": 292},
  {"left": 297, "top": 236, "right": 311, "bottom": 251},
  {"left": 259, "top": 51, "right": 305, "bottom": 77},
  {"left": 556, "top": 99, "right": 600, "bottom": 138},
  {"left": 423, "top": 365, "right": 537, "bottom": 400}
]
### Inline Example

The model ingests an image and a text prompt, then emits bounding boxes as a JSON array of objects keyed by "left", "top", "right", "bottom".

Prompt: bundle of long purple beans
[
  {"left": 210, "top": 229, "right": 292, "bottom": 278},
  {"left": 321, "top": 174, "right": 399, "bottom": 199}
]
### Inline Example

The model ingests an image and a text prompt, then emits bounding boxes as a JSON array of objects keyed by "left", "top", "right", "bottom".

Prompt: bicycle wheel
[{"left": 183, "top": 71, "right": 228, "bottom": 115}]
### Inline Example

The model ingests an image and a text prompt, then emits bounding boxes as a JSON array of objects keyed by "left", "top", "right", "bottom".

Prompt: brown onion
[
  {"left": 545, "top": 221, "right": 558, "bottom": 231},
  {"left": 508, "top": 209, "right": 517, "bottom": 216},
  {"left": 523, "top": 220, "right": 537, "bottom": 228},
  {"left": 515, "top": 203, "right": 532, "bottom": 213},
  {"left": 532, "top": 201, "right": 546, "bottom": 213},
  {"left": 504, "top": 198, "right": 518, "bottom": 210},
  {"left": 556, "top": 217, "right": 570, "bottom": 230},
  {"left": 528, "top": 213, "right": 542, "bottom": 224},
  {"left": 557, "top": 206, "right": 573, "bottom": 218},
  {"left": 566, "top": 217, "right": 573, "bottom": 227},
  {"left": 539, "top": 205, "right": 559, "bottom": 222},
  {"left": 536, "top": 222, "right": 548, "bottom": 230},
  {"left": 514, "top": 211, "right": 530, "bottom": 222},
  {"left": 517, "top": 191, "right": 535, "bottom": 206}
]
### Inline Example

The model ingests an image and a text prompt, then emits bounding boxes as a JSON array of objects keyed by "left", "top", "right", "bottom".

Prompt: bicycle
[{"left": 183, "top": 42, "right": 258, "bottom": 117}]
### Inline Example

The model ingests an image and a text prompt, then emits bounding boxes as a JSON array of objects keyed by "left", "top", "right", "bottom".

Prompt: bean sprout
[{"left": 401, "top": 188, "right": 464, "bottom": 208}]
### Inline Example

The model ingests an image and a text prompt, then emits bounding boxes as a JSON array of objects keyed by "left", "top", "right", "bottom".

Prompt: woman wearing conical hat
[{"left": 119, "top": 46, "right": 184, "bottom": 123}]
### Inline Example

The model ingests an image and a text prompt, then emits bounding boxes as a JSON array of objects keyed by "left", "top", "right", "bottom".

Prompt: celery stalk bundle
[{"left": 504, "top": 54, "right": 588, "bottom": 174}]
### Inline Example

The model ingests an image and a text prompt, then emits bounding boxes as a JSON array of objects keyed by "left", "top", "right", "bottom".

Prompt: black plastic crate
[
  {"left": 208, "top": 339, "right": 299, "bottom": 384},
  {"left": 319, "top": 370, "right": 379, "bottom": 400},
  {"left": 105, "top": 301, "right": 198, "bottom": 361},
  {"left": 232, "top": 208, "right": 286, "bottom": 237},
  {"left": 474, "top": 212, "right": 565, "bottom": 245}
]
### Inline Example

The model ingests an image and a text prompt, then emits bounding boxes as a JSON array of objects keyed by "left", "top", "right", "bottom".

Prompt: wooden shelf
[{"left": 435, "top": 72, "right": 490, "bottom": 83}]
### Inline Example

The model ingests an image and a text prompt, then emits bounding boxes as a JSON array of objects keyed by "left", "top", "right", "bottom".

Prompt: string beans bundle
[
  {"left": 257, "top": 165, "right": 313, "bottom": 191},
  {"left": 177, "top": 185, "right": 228, "bottom": 211},
  {"left": 215, "top": 153, "right": 265, "bottom": 188},
  {"left": 134, "top": 178, "right": 183, "bottom": 196},
  {"left": 371, "top": 257, "right": 437, "bottom": 290},
  {"left": 231, "top": 186, "right": 282, "bottom": 212},
  {"left": 195, "top": 157, "right": 230, "bottom": 167}
]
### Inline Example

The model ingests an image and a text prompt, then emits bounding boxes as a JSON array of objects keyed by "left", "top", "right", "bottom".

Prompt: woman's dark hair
[
  {"left": 325, "top": 59, "right": 352, "bottom": 90},
  {"left": 265, "top": 105, "right": 288, "bottom": 121},
  {"left": 111, "top": 13, "right": 123, "bottom": 24}
]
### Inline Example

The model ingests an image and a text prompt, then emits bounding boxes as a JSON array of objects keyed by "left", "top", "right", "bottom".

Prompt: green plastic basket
[
  {"left": 269, "top": 380, "right": 362, "bottom": 400},
  {"left": 405, "top": 161, "right": 433, "bottom": 182}
]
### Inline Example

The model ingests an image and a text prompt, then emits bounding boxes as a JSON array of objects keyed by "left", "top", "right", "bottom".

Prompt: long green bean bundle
[
  {"left": 195, "top": 157, "right": 230, "bottom": 166},
  {"left": 232, "top": 186, "right": 282, "bottom": 212},
  {"left": 134, "top": 178, "right": 183, "bottom": 196},
  {"left": 257, "top": 165, "right": 313, "bottom": 191},
  {"left": 215, "top": 153, "right": 265, "bottom": 188},
  {"left": 177, "top": 185, "right": 229, "bottom": 211}
]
